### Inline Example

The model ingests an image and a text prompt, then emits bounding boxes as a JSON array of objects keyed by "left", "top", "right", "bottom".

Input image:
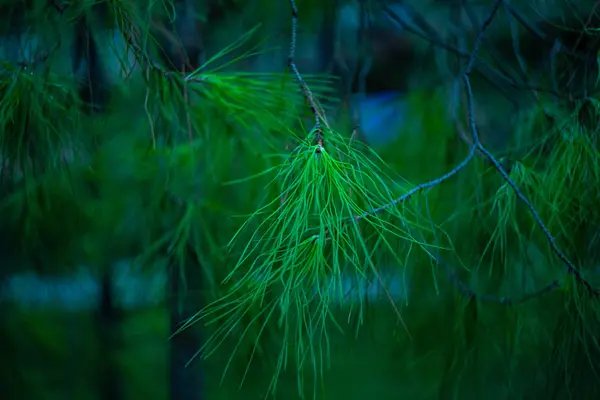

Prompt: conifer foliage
[{"left": 2, "top": 0, "right": 600, "bottom": 399}]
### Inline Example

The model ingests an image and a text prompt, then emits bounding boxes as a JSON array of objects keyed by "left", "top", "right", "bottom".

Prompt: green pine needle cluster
[{"left": 179, "top": 126, "right": 442, "bottom": 395}]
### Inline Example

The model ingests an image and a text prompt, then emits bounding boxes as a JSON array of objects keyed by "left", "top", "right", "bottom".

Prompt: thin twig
[
  {"left": 288, "top": 0, "right": 324, "bottom": 147},
  {"left": 570, "top": 0, "right": 600, "bottom": 54},
  {"left": 383, "top": 3, "right": 595, "bottom": 102},
  {"left": 351, "top": 145, "right": 476, "bottom": 222},
  {"left": 382, "top": 4, "right": 522, "bottom": 106},
  {"left": 349, "top": 0, "right": 373, "bottom": 143}
]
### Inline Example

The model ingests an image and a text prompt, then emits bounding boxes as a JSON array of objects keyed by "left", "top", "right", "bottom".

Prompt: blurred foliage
[{"left": 1, "top": 0, "right": 600, "bottom": 399}]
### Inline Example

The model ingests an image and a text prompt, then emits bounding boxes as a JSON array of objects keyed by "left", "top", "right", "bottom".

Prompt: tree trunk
[
  {"left": 169, "top": 250, "right": 205, "bottom": 400},
  {"left": 96, "top": 267, "right": 123, "bottom": 400}
]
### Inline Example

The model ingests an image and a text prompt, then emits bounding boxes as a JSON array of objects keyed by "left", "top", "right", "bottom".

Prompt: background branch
[{"left": 358, "top": 0, "right": 599, "bottom": 297}]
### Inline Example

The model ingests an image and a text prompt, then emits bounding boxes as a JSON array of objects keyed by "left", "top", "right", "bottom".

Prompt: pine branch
[
  {"left": 282, "top": 0, "right": 597, "bottom": 297},
  {"left": 364, "top": 0, "right": 600, "bottom": 297},
  {"left": 382, "top": 2, "right": 594, "bottom": 101},
  {"left": 287, "top": 0, "right": 325, "bottom": 148}
]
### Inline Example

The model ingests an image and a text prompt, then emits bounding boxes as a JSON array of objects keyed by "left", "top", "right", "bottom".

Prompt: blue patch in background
[{"left": 353, "top": 91, "right": 408, "bottom": 147}]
